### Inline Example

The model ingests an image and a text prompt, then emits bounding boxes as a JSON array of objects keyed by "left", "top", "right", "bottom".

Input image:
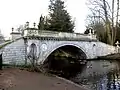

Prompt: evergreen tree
[
  {"left": 38, "top": 15, "right": 45, "bottom": 30},
  {"left": 47, "top": 0, "right": 74, "bottom": 32},
  {"left": 38, "top": 15, "right": 49, "bottom": 31}
]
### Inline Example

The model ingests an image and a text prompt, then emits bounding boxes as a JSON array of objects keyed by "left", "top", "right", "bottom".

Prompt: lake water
[{"left": 69, "top": 60, "right": 120, "bottom": 90}]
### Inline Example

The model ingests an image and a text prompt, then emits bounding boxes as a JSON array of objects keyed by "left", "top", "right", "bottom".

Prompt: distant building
[
  {"left": 10, "top": 28, "right": 22, "bottom": 40},
  {"left": 10, "top": 32, "right": 21, "bottom": 40}
]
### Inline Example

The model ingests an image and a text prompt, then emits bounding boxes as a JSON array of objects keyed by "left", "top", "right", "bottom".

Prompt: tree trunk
[
  {"left": 111, "top": 0, "right": 115, "bottom": 45},
  {"left": 114, "top": 0, "right": 120, "bottom": 44},
  {"left": 103, "top": 0, "right": 112, "bottom": 45}
]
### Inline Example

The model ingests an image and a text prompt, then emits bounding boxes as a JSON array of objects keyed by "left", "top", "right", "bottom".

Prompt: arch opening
[{"left": 43, "top": 45, "right": 87, "bottom": 78}]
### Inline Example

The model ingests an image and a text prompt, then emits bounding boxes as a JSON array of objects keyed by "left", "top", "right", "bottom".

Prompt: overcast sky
[{"left": 0, "top": 0, "right": 88, "bottom": 39}]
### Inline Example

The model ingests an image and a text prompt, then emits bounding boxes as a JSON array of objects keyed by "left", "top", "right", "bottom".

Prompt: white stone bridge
[{"left": 0, "top": 28, "right": 118, "bottom": 65}]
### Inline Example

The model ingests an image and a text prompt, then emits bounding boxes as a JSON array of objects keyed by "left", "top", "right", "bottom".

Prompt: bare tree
[
  {"left": 114, "top": 0, "right": 120, "bottom": 42},
  {"left": 17, "top": 25, "right": 26, "bottom": 36},
  {"left": 86, "top": 0, "right": 120, "bottom": 45},
  {"left": 111, "top": 0, "right": 115, "bottom": 45}
]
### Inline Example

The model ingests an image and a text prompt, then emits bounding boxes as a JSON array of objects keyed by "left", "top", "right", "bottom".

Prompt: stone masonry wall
[
  {"left": 35, "top": 40, "right": 117, "bottom": 64},
  {"left": 95, "top": 42, "right": 117, "bottom": 57},
  {"left": 2, "top": 39, "right": 26, "bottom": 65},
  {"left": 1, "top": 38, "right": 117, "bottom": 65}
]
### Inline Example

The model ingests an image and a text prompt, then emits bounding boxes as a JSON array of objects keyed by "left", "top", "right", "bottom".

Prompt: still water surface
[{"left": 69, "top": 60, "right": 120, "bottom": 90}]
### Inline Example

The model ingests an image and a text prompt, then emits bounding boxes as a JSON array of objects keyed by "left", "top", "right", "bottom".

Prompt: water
[{"left": 69, "top": 60, "right": 120, "bottom": 90}]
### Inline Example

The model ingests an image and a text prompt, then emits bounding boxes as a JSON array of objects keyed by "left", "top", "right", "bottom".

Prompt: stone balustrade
[{"left": 23, "top": 29, "right": 97, "bottom": 40}]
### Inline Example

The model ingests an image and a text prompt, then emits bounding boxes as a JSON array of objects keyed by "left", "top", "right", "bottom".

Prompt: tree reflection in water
[
  {"left": 69, "top": 60, "right": 120, "bottom": 90},
  {"left": 97, "top": 71, "right": 120, "bottom": 90}
]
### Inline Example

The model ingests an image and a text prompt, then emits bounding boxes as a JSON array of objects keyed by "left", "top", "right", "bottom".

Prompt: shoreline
[
  {"left": 0, "top": 68, "right": 89, "bottom": 90},
  {"left": 54, "top": 75, "right": 90, "bottom": 90}
]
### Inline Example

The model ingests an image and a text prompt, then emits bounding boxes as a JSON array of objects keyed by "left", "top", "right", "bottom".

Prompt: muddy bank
[
  {"left": 0, "top": 68, "right": 88, "bottom": 90},
  {"left": 97, "top": 53, "right": 120, "bottom": 60}
]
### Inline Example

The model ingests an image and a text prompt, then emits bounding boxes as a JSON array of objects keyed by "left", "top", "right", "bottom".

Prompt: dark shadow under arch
[{"left": 43, "top": 45, "right": 87, "bottom": 78}]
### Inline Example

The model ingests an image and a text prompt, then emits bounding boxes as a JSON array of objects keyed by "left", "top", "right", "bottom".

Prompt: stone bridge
[{"left": 0, "top": 28, "right": 118, "bottom": 65}]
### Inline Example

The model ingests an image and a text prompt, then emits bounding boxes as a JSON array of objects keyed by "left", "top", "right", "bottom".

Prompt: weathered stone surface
[
  {"left": 1, "top": 35, "right": 117, "bottom": 65},
  {"left": 2, "top": 39, "right": 25, "bottom": 65}
]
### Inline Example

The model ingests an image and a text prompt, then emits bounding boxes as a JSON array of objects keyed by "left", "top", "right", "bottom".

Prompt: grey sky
[{"left": 0, "top": 0, "right": 88, "bottom": 39}]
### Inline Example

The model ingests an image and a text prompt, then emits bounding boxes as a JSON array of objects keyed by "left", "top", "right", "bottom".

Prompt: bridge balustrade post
[
  {"left": 115, "top": 41, "right": 120, "bottom": 53},
  {"left": 26, "top": 21, "right": 29, "bottom": 28},
  {"left": 33, "top": 22, "right": 36, "bottom": 28},
  {"left": 88, "top": 28, "right": 92, "bottom": 36}
]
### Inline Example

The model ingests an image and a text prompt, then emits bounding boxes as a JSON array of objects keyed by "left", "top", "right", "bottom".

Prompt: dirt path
[{"left": 0, "top": 68, "right": 88, "bottom": 90}]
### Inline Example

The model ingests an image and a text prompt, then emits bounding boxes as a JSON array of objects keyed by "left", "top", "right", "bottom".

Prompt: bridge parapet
[{"left": 24, "top": 28, "right": 97, "bottom": 40}]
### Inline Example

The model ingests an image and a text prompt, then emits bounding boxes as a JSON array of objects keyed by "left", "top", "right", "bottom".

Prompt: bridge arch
[{"left": 42, "top": 43, "right": 89, "bottom": 64}]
